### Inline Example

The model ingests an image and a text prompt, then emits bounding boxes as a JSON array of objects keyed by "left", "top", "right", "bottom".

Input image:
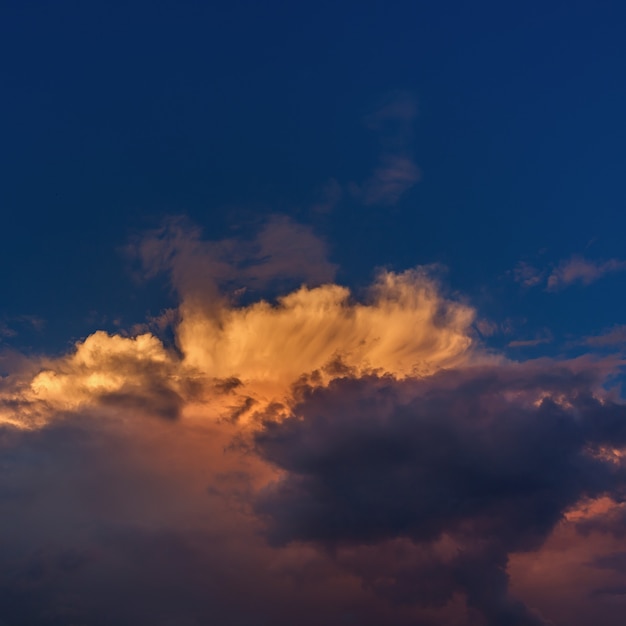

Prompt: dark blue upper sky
[{"left": 2, "top": 0, "right": 626, "bottom": 354}]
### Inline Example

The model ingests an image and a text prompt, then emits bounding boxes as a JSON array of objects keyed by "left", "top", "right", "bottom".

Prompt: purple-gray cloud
[
  {"left": 255, "top": 361, "right": 626, "bottom": 625},
  {"left": 133, "top": 214, "right": 337, "bottom": 302},
  {"left": 585, "top": 325, "right": 626, "bottom": 348}
]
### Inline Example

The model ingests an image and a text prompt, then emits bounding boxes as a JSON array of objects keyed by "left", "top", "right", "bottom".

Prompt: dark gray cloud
[
  {"left": 0, "top": 415, "right": 426, "bottom": 626},
  {"left": 2, "top": 356, "right": 626, "bottom": 625},
  {"left": 254, "top": 362, "right": 626, "bottom": 625}
]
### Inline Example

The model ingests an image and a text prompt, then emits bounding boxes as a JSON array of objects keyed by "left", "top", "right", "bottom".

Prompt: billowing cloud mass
[
  {"left": 1, "top": 218, "right": 626, "bottom": 625},
  {"left": 255, "top": 360, "right": 626, "bottom": 625}
]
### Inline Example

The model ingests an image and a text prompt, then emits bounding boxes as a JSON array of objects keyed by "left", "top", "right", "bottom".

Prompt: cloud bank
[{"left": 1, "top": 218, "right": 626, "bottom": 625}]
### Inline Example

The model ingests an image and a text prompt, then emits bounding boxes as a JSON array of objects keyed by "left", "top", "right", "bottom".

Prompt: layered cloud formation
[{"left": 1, "top": 218, "right": 626, "bottom": 625}]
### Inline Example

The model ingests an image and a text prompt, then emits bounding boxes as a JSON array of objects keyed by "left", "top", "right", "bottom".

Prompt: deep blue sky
[{"left": 2, "top": 0, "right": 626, "bottom": 354}]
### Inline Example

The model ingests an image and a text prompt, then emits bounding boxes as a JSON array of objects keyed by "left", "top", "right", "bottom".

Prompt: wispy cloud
[
  {"left": 513, "top": 255, "right": 626, "bottom": 291},
  {"left": 546, "top": 256, "right": 626, "bottom": 291},
  {"left": 513, "top": 261, "right": 545, "bottom": 288},
  {"left": 585, "top": 325, "right": 626, "bottom": 347},
  {"left": 132, "top": 214, "right": 337, "bottom": 303},
  {"left": 507, "top": 330, "right": 553, "bottom": 348},
  {"left": 352, "top": 92, "right": 422, "bottom": 206},
  {"left": 359, "top": 155, "right": 421, "bottom": 206},
  {"left": 0, "top": 314, "right": 45, "bottom": 342}
]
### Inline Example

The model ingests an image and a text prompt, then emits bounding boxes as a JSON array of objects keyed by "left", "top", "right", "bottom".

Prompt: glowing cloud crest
[
  {"left": 177, "top": 269, "right": 476, "bottom": 398},
  {"left": 0, "top": 265, "right": 476, "bottom": 429}
]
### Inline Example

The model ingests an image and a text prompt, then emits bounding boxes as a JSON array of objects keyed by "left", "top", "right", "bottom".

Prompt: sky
[{"left": 1, "top": 2, "right": 626, "bottom": 625}]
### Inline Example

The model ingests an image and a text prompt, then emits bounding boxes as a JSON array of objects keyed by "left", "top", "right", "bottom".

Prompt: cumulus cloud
[
  {"left": 0, "top": 331, "right": 188, "bottom": 428},
  {"left": 0, "top": 258, "right": 477, "bottom": 432},
  {"left": 255, "top": 360, "right": 626, "bottom": 625},
  {"left": 175, "top": 268, "right": 477, "bottom": 410},
  {"left": 1, "top": 219, "right": 626, "bottom": 625}
]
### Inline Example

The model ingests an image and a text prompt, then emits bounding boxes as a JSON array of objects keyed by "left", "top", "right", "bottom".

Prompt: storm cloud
[
  {"left": 1, "top": 220, "right": 626, "bottom": 625},
  {"left": 255, "top": 362, "right": 626, "bottom": 624}
]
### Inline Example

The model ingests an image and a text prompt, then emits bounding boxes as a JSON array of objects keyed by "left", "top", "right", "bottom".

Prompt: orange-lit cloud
[
  {"left": 2, "top": 218, "right": 626, "bottom": 626},
  {"left": 176, "top": 268, "right": 476, "bottom": 405},
  {"left": 0, "top": 263, "right": 476, "bottom": 430}
]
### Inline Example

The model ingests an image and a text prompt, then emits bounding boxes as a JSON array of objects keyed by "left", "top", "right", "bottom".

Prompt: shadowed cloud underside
[{"left": 0, "top": 219, "right": 625, "bottom": 626}]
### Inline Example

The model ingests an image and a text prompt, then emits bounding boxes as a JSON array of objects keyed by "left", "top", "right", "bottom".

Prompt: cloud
[
  {"left": 175, "top": 268, "right": 477, "bottom": 411},
  {"left": 513, "top": 261, "right": 545, "bottom": 288},
  {"left": 585, "top": 325, "right": 626, "bottom": 348},
  {"left": 254, "top": 360, "right": 626, "bottom": 624},
  {"left": 547, "top": 256, "right": 626, "bottom": 291},
  {"left": 0, "top": 264, "right": 476, "bottom": 432},
  {"left": 513, "top": 256, "right": 626, "bottom": 292},
  {"left": 507, "top": 331, "right": 553, "bottom": 348},
  {"left": 133, "top": 214, "right": 337, "bottom": 304},
  {"left": 358, "top": 155, "right": 422, "bottom": 206},
  {"left": 0, "top": 315, "right": 45, "bottom": 343},
  {"left": 0, "top": 331, "right": 189, "bottom": 429},
  {"left": 352, "top": 93, "right": 422, "bottom": 206},
  {"left": 307, "top": 94, "right": 421, "bottom": 211},
  {"left": 1, "top": 219, "right": 626, "bottom": 625}
]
